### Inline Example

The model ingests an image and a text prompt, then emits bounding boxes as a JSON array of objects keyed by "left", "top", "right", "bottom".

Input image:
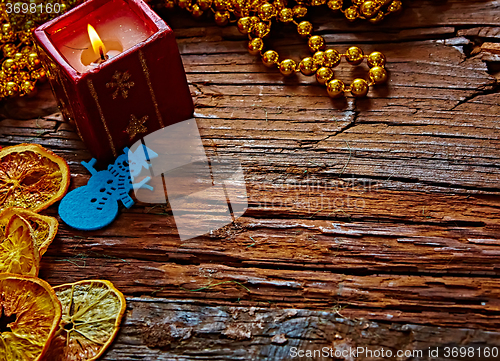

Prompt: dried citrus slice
[
  {"left": 0, "top": 143, "right": 70, "bottom": 213},
  {"left": 0, "top": 273, "right": 62, "bottom": 361},
  {"left": 43, "top": 280, "right": 126, "bottom": 361},
  {"left": 0, "top": 215, "right": 40, "bottom": 276},
  {"left": 0, "top": 207, "right": 58, "bottom": 256}
]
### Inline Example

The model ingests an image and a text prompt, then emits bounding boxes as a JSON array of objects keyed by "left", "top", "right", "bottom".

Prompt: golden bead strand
[
  {"left": 164, "top": 0, "right": 397, "bottom": 98},
  {"left": 0, "top": 1, "right": 80, "bottom": 99},
  {"left": 0, "top": 0, "right": 401, "bottom": 99}
]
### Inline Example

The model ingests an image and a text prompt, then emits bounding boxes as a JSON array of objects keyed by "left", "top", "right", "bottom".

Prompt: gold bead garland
[
  {"left": 0, "top": 0, "right": 400, "bottom": 100},
  {"left": 156, "top": 0, "right": 400, "bottom": 98},
  {"left": 0, "top": 0, "right": 86, "bottom": 100}
]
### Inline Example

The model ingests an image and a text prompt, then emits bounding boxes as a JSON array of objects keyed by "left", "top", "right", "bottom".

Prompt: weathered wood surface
[{"left": 2, "top": 0, "right": 500, "bottom": 359}]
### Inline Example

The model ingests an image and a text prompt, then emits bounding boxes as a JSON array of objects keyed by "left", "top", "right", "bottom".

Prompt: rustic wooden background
[{"left": 1, "top": 0, "right": 500, "bottom": 359}]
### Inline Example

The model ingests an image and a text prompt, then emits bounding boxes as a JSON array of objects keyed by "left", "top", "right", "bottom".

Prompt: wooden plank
[
  {"left": 102, "top": 299, "right": 500, "bottom": 360},
  {"left": 40, "top": 250, "right": 500, "bottom": 331},
  {"left": 1, "top": 0, "right": 500, "bottom": 358}
]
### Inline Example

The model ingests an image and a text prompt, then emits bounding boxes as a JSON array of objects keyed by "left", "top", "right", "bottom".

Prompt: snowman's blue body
[{"left": 59, "top": 147, "right": 154, "bottom": 231}]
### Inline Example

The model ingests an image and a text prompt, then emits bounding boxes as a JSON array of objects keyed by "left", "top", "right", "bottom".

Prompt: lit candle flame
[{"left": 88, "top": 24, "right": 107, "bottom": 61}]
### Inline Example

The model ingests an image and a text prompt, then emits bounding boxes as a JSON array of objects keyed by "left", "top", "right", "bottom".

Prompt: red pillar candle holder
[{"left": 34, "top": 0, "right": 194, "bottom": 163}]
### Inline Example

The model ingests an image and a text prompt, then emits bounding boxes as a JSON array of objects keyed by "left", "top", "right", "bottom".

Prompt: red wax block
[{"left": 34, "top": 0, "right": 194, "bottom": 163}]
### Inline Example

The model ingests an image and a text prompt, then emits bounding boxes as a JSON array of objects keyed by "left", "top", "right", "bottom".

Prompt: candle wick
[
  {"left": 99, "top": 46, "right": 106, "bottom": 61},
  {"left": 96, "top": 46, "right": 109, "bottom": 65}
]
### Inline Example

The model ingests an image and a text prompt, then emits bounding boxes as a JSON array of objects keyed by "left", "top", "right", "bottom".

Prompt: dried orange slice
[
  {"left": 0, "top": 207, "right": 58, "bottom": 256},
  {"left": 0, "top": 143, "right": 70, "bottom": 213},
  {"left": 0, "top": 215, "right": 40, "bottom": 276},
  {"left": 0, "top": 273, "right": 62, "bottom": 361},
  {"left": 43, "top": 280, "right": 126, "bottom": 361}
]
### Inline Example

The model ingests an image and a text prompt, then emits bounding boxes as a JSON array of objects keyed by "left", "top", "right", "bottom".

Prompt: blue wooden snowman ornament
[{"left": 59, "top": 146, "right": 157, "bottom": 231}]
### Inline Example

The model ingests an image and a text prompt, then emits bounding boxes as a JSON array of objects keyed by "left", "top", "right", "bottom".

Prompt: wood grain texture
[
  {"left": 1, "top": 0, "right": 500, "bottom": 359},
  {"left": 104, "top": 299, "right": 500, "bottom": 360}
]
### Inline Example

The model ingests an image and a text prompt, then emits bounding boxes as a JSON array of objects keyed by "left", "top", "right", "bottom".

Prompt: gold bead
[
  {"left": 262, "top": 50, "right": 280, "bottom": 68},
  {"left": 27, "top": 53, "right": 41, "bottom": 70},
  {"left": 327, "top": 0, "right": 342, "bottom": 10},
  {"left": 327, "top": 79, "right": 345, "bottom": 98},
  {"left": 297, "top": 21, "right": 313, "bottom": 37},
  {"left": 0, "top": 70, "right": 9, "bottom": 82},
  {"left": 2, "top": 23, "right": 12, "bottom": 35},
  {"left": 241, "top": 8, "right": 252, "bottom": 16},
  {"left": 369, "top": 11, "right": 385, "bottom": 23},
  {"left": 279, "top": 8, "right": 293, "bottom": 22},
  {"left": 262, "top": 50, "right": 279, "bottom": 67},
  {"left": 239, "top": 7, "right": 251, "bottom": 16},
  {"left": 4, "top": 81, "right": 19, "bottom": 97},
  {"left": 344, "top": 6, "right": 359, "bottom": 21},
  {"left": 360, "top": 1, "right": 379, "bottom": 18},
  {"left": 198, "top": 0, "right": 212, "bottom": 10},
  {"left": 250, "top": 16, "right": 260, "bottom": 24},
  {"left": 312, "top": 51, "right": 325, "bottom": 67},
  {"left": 19, "top": 30, "right": 32, "bottom": 44},
  {"left": 369, "top": 66, "right": 388, "bottom": 84},
  {"left": 14, "top": 52, "right": 28, "bottom": 69},
  {"left": 292, "top": 5, "right": 307, "bottom": 17},
  {"left": 3, "top": 44, "right": 17, "bottom": 58},
  {"left": 214, "top": 11, "right": 230, "bottom": 26},
  {"left": 258, "top": 3, "right": 276, "bottom": 21},
  {"left": 279, "top": 59, "right": 296, "bottom": 76},
  {"left": 1, "top": 25, "right": 14, "bottom": 42},
  {"left": 21, "top": 46, "right": 32, "bottom": 55},
  {"left": 21, "top": 80, "right": 36, "bottom": 96},
  {"left": 324, "top": 49, "right": 341, "bottom": 68},
  {"left": 388, "top": 0, "right": 402, "bottom": 12},
  {"left": 2, "top": 32, "right": 15, "bottom": 43},
  {"left": 237, "top": 17, "right": 253, "bottom": 34},
  {"left": 351, "top": 0, "right": 363, "bottom": 5},
  {"left": 311, "top": 0, "right": 326, "bottom": 6},
  {"left": 273, "top": 0, "right": 286, "bottom": 11},
  {"left": 252, "top": 22, "right": 271, "bottom": 38},
  {"left": 232, "top": 0, "right": 246, "bottom": 12},
  {"left": 367, "top": 51, "right": 386, "bottom": 67},
  {"left": 308, "top": 35, "right": 326, "bottom": 53},
  {"left": 24, "top": 20, "right": 35, "bottom": 31},
  {"left": 213, "top": 0, "right": 227, "bottom": 10},
  {"left": 192, "top": 4, "right": 204, "bottom": 17},
  {"left": 17, "top": 71, "right": 30, "bottom": 82},
  {"left": 350, "top": 78, "right": 369, "bottom": 97},
  {"left": 31, "top": 69, "right": 47, "bottom": 82},
  {"left": 2, "top": 59, "right": 18, "bottom": 75},
  {"left": 177, "top": 0, "right": 191, "bottom": 9},
  {"left": 316, "top": 67, "right": 334, "bottom": 85},
  {"left": 346, "top": 46, "right": 364, "bottom": 65},
  {"left": 299, "top": 57, "right": 318, "bottom": 76},
  {"left": 248, "top": 38, "right": 264, "bottom": 56},
  {"left": 234, "top": 8, "right": 249, "bottom": 17},
  {"left": 3, "top": 47, "right": 17, "bottom": 62}
]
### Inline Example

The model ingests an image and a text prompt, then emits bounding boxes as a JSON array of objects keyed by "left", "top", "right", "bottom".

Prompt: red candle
[{"left": 34, "top": 0, "right": 194, "bottom": 163}]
